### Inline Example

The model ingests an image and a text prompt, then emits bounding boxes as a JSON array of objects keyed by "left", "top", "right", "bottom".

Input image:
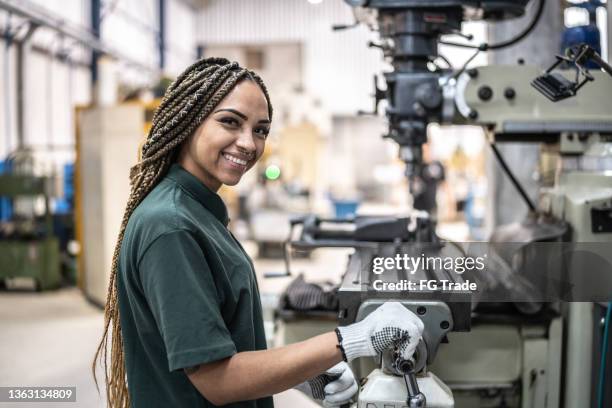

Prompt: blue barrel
[
  {"left": 332, "top": 199, "right": 359, "bottom": 219},
  {"left": 0, "top": 160, "right": 13, "bottom": 221}
]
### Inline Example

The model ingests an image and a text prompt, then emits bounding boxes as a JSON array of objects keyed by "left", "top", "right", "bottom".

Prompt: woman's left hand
[{"left": 294, "top": 361, "right": 358, "bottom": 406}]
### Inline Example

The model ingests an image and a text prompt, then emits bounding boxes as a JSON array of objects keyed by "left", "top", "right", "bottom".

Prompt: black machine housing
[{"left": 344, "top": 0, "right": 530, "bottom": 179}]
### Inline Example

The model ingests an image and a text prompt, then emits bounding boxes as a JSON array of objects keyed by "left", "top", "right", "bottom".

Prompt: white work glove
[
  {"left": 336, "top": 302, "right": 424, "bottom": 362},
  {"left": 294, "top": 362, "right": 358, "bottom": 406}
]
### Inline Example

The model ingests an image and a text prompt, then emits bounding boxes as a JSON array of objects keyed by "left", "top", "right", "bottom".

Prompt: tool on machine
[
  {"left": 399, "top": 360, "right": 426, "bottom": 408},
  {"left": 531, "top": 43, "right": 612, "bottom": 102},
  {"left": 391, "top": 335, "right": 427, "bottom": 408}
]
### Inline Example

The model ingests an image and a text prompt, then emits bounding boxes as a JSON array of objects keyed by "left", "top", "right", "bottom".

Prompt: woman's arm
[
  {"left": 185, "top": 331, "right": 342, "bottom": 405},
  {"left": 186, "top": 302, "right": 424, "bottom": 405}
]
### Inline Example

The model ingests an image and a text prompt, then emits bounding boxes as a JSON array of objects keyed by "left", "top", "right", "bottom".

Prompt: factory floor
[{"left": 0, "top": 222, "right": 469, "bottom": 407}]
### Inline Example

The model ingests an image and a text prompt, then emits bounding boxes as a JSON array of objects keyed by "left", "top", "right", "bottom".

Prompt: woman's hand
[
  {"left": 294, "top": 362, "right": 357, "bottom": 406},
  {"left": 336, "top": 302, "right": 424, "bottom": 362}
]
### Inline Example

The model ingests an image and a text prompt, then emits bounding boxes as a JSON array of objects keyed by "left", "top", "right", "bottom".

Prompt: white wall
[
  {"left": 166, "top": 0, "right": 198, "bottom": 75},
  {"left": 197, "top": 0, "right": 383, "bottom": 115}
]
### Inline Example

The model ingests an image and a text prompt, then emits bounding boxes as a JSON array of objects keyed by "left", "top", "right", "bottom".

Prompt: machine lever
[{"left": 398, "top": 360, "right": 426, "bottom": 408}]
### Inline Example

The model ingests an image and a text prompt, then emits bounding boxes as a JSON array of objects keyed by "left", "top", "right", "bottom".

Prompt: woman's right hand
[{"left": 336, "top": 302, "right": 424, "bottom": 362}]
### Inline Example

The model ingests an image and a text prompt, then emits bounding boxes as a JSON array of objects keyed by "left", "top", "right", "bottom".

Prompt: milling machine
[{"left": 282, "top": 0, "right": 612, "bottom": 407}]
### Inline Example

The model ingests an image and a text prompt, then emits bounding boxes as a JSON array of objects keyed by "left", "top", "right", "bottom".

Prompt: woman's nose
[{"left": 235, "top": 129, "right": 257, "bottom": 152}]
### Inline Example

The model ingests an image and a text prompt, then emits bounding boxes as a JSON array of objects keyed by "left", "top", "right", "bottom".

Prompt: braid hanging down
[{"left": 91, "top": 57, "right": 273, "bottom": 408}]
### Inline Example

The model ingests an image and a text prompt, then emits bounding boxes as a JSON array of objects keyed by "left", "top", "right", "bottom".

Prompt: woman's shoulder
[{"left": 127, "top": 178, "right": 192, "bottom": 237}]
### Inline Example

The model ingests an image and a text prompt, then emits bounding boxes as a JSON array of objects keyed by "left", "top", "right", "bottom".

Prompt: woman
[{"left": 92, "top": 58, "right": 424, "bottom": 408}]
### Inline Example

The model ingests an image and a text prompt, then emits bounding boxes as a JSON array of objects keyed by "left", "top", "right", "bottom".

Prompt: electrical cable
[
  {"left": 453, "top": 47, "right": 480, "bottom": 79},
  {"left": 489, "top": 142, "right": 537, "bottom": 213},
  {"left": 439, "top": 0, "right": 545, "bottom": 51},
  {"left": 597, "top": 302, "right": 611, "bottom": 408},
  {"left": 440, "top": 47, "right": 481, "bottom": 87}
]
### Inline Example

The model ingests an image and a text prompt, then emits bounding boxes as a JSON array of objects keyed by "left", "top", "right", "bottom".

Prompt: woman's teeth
[{"left": 223, "top": 153, "right": 248, "bottom": 166}]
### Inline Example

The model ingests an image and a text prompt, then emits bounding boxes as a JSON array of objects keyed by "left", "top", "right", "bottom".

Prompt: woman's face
[{"left": 178, "top": 79, "right": 270, "bottom": 191}]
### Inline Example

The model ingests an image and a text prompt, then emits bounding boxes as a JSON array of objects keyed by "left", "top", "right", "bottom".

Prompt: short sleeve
[{"left": 138, "top": 229, "right": 237, "bottom": 372}]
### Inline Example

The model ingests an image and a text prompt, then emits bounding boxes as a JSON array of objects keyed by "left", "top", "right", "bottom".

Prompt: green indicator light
[{"left": 265, "top": 165, "right": 281, "bottom": 180}]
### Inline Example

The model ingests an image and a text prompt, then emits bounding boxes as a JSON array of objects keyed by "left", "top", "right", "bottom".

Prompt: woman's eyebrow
[
  {"left": 214, "top": 108, "right": 248, "bottom": 120},
  {"left": 214, "top": 108, "right": 269, "bottom": 124}
]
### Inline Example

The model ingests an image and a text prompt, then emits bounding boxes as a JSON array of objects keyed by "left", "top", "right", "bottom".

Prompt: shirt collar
[{"left": 166, "top": 163, "right": 229, "bottom": 226}]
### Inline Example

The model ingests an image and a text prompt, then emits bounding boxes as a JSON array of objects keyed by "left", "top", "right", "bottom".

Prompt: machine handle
[{"left": 398, "top": 359, "right": 427, "bottom": 408}]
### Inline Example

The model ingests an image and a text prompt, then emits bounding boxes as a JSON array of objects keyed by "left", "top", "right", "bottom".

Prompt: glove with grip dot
[{"left": 336, "top": 302, "right": 424, "bottom": 362}]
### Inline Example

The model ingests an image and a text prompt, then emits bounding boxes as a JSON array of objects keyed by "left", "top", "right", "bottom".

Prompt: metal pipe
[
  {"left": 28, "top": 42, "right": 89, "bottom": 69},
  {"left": 0, "top": 0, "right": 157, "bottom": 74},
  {"left": 3, "top": 13, "right": 12, "bottom": 157},
  {"left": 158, "top": 0, "right": 166, "bottom": 70},
  {"left": 90, "top": 0, "right": 100, "bottom": 85},
  {"left": 15, "top": 23, "right": 36, "bottom": 151},
  {"left": 196, "top": 44, "right": 205, "bottom": 59},
  {"left": 565, "top": 302, "right": 594, "bottom": 408}
]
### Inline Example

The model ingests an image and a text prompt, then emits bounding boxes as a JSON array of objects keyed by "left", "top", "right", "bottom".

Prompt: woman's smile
[{"left": 221, "top": 151, "right": 250, "bottom": 171}]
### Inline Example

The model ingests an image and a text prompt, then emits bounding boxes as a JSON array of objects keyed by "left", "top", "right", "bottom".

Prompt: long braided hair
[{"left": 92, "top": 57, "right": 273, "bottom": 408}]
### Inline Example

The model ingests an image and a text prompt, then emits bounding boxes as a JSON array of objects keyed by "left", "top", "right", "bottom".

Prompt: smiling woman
[
  {"left": 92, "top": 57, "right": 423, "bottom": 408},
  {"left": 178, "top": 80, "right": 272, "bottom": 191},
  {"left": 91, "top": 58, "right": 277, "bottom": 408}
]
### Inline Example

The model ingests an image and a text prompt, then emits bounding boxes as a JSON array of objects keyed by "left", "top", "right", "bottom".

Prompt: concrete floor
[{"left": 0, "top": 287, "right": 107, "bottom": 407}]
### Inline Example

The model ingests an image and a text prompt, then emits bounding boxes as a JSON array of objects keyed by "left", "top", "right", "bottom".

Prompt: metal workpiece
[{"left": 288, "top": 214, "right": 438, "bottom": 249}]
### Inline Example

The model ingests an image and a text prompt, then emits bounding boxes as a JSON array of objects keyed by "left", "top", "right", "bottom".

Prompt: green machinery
[{"left": 0, "top": 173, "right": 61, "bottom": 290}]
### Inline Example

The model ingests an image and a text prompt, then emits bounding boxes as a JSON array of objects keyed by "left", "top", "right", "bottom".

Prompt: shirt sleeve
[{"left": 138, "top": 229, "right": 237, "bottom": 372}]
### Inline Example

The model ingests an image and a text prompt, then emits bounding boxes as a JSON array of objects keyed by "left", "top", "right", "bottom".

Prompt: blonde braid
[{"left": 92, "top": 58, "right": 273, "bottom": 408}]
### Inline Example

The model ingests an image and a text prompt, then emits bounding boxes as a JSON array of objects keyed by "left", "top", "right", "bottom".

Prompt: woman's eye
[
  {"left": 219, "top": 117, "right": 240, "bottom": 127},
  {"left": 254, "top": 128, "right": 270, "bottom": 138}
]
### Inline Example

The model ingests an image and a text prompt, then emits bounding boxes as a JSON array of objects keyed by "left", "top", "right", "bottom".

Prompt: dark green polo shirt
[{"left": 117, "top": 163, "right": 273, "bottom": 408}]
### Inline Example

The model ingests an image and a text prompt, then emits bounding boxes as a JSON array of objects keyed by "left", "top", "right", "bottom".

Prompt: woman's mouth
[{"left": 222, "top": 152, "right": 249, "bottom": 170}]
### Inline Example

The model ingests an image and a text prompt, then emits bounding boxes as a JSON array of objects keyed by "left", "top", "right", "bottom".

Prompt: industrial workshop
[{"left": 1, "top": 0, "right": 612, "bottom": 407}]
